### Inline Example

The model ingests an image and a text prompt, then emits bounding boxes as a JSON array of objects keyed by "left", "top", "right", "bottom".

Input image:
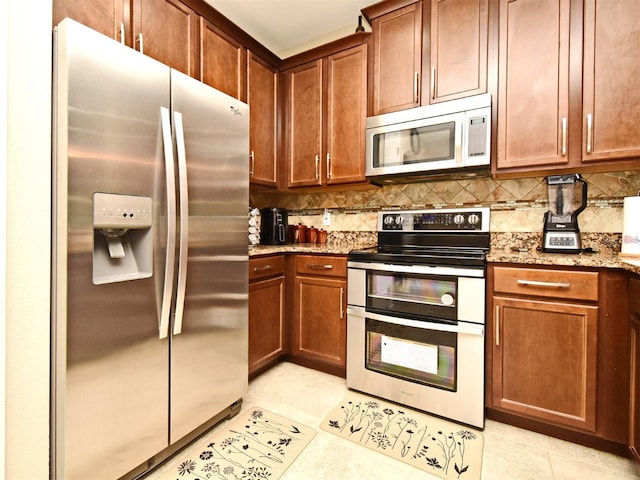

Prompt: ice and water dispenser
[{"left": 92, "top": 192, "right": 153, "bottom": 285}]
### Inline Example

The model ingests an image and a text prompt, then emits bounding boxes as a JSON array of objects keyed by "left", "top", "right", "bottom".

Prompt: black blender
[{"left": 542, "top": 174, "right": 587, "bottom": 253}]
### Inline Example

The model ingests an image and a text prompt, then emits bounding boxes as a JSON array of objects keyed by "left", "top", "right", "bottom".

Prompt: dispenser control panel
[{"left": 93, "top": 193, "right": 152, "bottom": 229}]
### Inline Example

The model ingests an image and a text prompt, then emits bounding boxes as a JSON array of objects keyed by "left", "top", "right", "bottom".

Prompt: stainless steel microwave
[{"left": 365, "top": 94, "right": 491, "bottom": 184}]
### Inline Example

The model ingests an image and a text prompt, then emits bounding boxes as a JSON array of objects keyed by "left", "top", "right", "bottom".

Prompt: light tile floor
[{"left": 148, "top": 361, "right": 640, "bottom": 480}]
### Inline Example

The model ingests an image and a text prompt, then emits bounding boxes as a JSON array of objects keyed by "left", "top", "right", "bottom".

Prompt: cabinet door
[
  {"left": 248, "top": 52, "right": 278, "bottom": 187},
  {"left": 130, "top": 0, "right": 198, "bottom": 77},
  {"left": 582, "top": 0, "right": 640, "bottom": 162},
  {"left": 371, "top": 2, "right": 422, "bottom": 115},
  {"left": 293, "top": 276, "right": 346, "bottom": 369},
  {"left": 201, "top": 18, "right": 246, "bottom": 100},
  {"left": 53, "top": 0, "right": 123, "bottom": 40},
  {"left": 492, "top": 297, "right": 598, "bottom": 432},
  {"left": 287, "top": 60, "right": 323, "bottom": 187},
  {"left": 496, "top": 0, "right": 570, "bottom": 170},
  {"left": 630, "top": 277, "right": 640, "bottom": 462},
  {"left": 430, "top": 0, "right": 488, "bottom": 103},
  {"left": 325, "top": 45, "right": 367, "bottom": 185},
  {"left": 249, "top": 276, "right": 285, "bottom": 375}
]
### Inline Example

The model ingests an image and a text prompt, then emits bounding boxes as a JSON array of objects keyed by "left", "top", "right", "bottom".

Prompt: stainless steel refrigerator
[{"left": 52, "top": 19, "right": 249, "bottom": 480}]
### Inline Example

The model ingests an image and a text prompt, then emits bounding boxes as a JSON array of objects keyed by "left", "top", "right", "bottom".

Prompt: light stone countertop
[{"left": 249, "top": 242, "right": 640, "bottom": 276}]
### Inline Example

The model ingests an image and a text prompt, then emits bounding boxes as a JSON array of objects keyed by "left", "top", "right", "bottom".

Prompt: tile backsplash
[{"left": 250, "top": 170, "right": 640, "bottom": 234}]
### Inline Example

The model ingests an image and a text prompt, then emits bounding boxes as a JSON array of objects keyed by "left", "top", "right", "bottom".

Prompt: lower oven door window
[{"left": 365, "top": 317, "right": 457, "bottom": 391}]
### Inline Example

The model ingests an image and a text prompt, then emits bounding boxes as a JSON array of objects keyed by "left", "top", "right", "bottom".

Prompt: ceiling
[{"left": 203, "top": 0, "right": 373, "bottom": 59}]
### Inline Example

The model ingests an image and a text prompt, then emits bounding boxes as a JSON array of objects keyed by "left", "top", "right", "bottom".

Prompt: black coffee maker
[
  {"left": 260, "top": 208, "right": 288, "bottom": 245},
  {"left": 542, "top": 174, "right": 587, "bottom": 253}
]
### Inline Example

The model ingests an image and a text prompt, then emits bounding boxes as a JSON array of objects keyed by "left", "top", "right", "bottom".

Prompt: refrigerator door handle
[
  {"left": 159, "top": 107, "right": 177, "bottom": 339},
  {"left": 173, "top": 111, "right": 189, "bottom": 335}
]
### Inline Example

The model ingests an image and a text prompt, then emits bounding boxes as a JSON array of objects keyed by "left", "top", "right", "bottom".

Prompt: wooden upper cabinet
[
  {"left": 582, "top": 0, "right": 640, "bottom": 163},
  {"left": 430, "top": 0, "right": 488, "bottom": 103},
  {"left": 285, "top": 41, "right": 368, "bottom": 189},
  {"left": 496, "top": 0, "right": 570, "bottom": 170},
  {"left": 370, "top": 2, "right": 423, "bottom": 115},
  {"left": 248, "top": 52, "right": 278, "bottom": 187},
  {"left": 201, "top": 19, "right": 246, "bottom": 100},
  {"left": 130, "top": 0, "right": 199, "bottom": 77},
  {"left": 287, "top": 60, "right": 323, "bottom": 188},
  {"left": 53, "top": 0, "right": 123, "bottom": 40},
  {"left": 325, "top": 44, "right": 367, "bottom": 185},
  {"left": 496, "top": 0, "right": 640, "bottom": 174}
]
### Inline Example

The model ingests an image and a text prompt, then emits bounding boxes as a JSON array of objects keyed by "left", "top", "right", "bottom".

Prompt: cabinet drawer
[
  {"left": 249, "top": 255, "right": 285, "bottom": 282},
  {"left": 493, "top": 266, "right": 598, "bottom": 302},
  {"left": 296, "top": 255, "right": 346, "bottom": 278}
]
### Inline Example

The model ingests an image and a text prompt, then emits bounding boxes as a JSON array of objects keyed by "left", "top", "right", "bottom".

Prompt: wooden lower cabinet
[
  {"left": 629, "top": 275, "right": 640, "bottom": 462},
  {"left": 487, "top": 264, "right": 630, "bottom": 453},
  {"left": 248, "top": 256, "right": 286, "bottom": 377},
  {"left": 291, "top": 255, "right": 347, "bottom": 376},
  {"left": 492, "top": 296, "right": 598, "bottom": 431}
]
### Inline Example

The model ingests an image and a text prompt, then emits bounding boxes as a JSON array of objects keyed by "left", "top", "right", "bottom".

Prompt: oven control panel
[{"left": 378, "top": 208, "right": 490, "bottom": 232}]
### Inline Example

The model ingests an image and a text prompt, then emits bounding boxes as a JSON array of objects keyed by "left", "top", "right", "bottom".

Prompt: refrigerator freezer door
[
  {"left": 169, "top": 70, "right": 249, "bottom": 442},
  {"left": 52, "top": 20, "right": 171, "bottom": 479}
]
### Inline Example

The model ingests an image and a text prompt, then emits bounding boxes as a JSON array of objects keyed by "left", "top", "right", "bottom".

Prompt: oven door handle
[
  {"left": 346, "top": 306, "right": 484, "bottom": 337},
  {"left": 347, "top": 261, "right": 485, "bottom": 278}
]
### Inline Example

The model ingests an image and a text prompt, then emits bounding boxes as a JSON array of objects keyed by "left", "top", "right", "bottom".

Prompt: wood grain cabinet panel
[
  {"left": 496, "top": 0, "right": 640, "bottom": 174},
  {"left": 285, "top": 43, "right": 367, "bottom": 189},
  {"left": 582, "top": 0, "right": 640, "bottom": 162},
  {"left": 325, "top": 44, "right": 367, "bottom": 185},
  {"left": 492, "top": 297, "right": 598, "bottom": 432},
  {"left": 286, "top": 60, "right": 323, "bottom": 188},
  {"left": 53, "top": 0, "right": 123, "bottom": 40},
  {"left": 430, "top": 0, "right": 488, "bottom": 103},
  {"left": 248, "top": 52, "right": 278, "bottom": 187},
  {"left": 248, "top": 256, "right": 286, "bottom": 376},
  {"left": 200, "top": 19, "right": 246, "bottom": 100},
  {"left": 370, "top": 2, "right": 422, "bottom": 114},
  {"left": 291, "top": 255, "right": 347, "bottom": 376},
  {"left": 131, "top": 0, "right": 199, "bottom": 77},
  {"left": 496, "top": 0, "right": 570, "bottom": 170},
  {"left": 629, "top": 276, "right": 640, "bottom": 462}
]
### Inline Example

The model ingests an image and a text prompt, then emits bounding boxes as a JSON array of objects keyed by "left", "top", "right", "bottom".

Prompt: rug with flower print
[
  {"left": 321, "top": 392, "right": 483, "bottom": 480},
  {"left": 153, "top": 407, "right": 316, "bottom": 480}
]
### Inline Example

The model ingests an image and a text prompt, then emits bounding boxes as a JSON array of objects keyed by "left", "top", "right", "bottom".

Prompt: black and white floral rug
[
  {"left": 155, "top": 407, "right": 316, "bottom": 480},
  {"left": 321, "top": 392, "right": 484, "bottom": 480}
]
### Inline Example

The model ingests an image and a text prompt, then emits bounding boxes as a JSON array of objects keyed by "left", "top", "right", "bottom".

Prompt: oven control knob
[
  {"left": 383, "top": 215, "right": 395, "bottom": 226},
  {"left": 395, "top": 216, "right": 404, "bottom": 226},
  {"left": 453, "top": 214, "right": 465, "bottom": 225},
  {"left": 468, "top": 213, "right": 480, "bottom": 225}
]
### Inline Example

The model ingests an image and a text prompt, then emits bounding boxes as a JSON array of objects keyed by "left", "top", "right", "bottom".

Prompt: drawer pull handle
[
  {"left": 308, "top": 264, "right": 333, "bottom": 270},
  {"left": 253, "top": 265, "right": 273, "bottom": 272},
  {"left": 517, "top": 279, "right": 571, "bottom": 288}
]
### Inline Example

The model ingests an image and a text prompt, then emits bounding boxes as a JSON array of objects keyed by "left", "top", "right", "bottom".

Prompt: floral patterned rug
[
  {"left": 154, "top": 407, "right": 316, "bottom": 480},
  {"left": 321, "top": 392, "right": 484, "bottom": 480}
]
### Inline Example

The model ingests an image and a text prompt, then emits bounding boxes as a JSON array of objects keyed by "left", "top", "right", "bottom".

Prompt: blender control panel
[{"left": 378, "top": 208, "right": 489, "bottom": 232}]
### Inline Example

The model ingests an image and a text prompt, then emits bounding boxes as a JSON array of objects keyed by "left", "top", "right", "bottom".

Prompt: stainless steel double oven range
[{"left": 347, "top": 207, "right": 490, "bottom": 429}]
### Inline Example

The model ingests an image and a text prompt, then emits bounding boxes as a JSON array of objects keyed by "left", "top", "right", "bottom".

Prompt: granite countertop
[
  {"left": 249, "top": 233, "right": 640, "bottom": 275},
  {"left": 487, "top": 248, "right": 640, "bottom": 275}
]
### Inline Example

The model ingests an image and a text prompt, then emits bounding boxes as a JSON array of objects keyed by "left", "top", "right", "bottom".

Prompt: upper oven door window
[{"left": 367, "top": 270, "right": 457, "bottom": 320}]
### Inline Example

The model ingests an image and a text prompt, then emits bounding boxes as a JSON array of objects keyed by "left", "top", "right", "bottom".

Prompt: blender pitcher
[{"left": 542, "top": 174, "right": 587, "bottom": 253}]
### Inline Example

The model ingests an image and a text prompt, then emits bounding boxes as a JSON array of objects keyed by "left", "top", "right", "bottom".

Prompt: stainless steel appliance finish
[
  {"left": 365, "top": 94, "right": 491, "bottom": 184},
  {"left": 52, "top": 19, "right": 248, "bottom": 480},
  {"left": 346, "top": 208, "right": 490, "bottom": 429}
]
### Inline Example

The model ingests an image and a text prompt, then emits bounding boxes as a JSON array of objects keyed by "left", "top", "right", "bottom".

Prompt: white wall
[{"left": 4, "top": 1, "right": 52, "bottom": 478}]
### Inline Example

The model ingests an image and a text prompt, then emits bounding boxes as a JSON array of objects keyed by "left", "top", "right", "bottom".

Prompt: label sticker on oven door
[{"left": 380, "top": 335, "right": 438, "bottom": 375}]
